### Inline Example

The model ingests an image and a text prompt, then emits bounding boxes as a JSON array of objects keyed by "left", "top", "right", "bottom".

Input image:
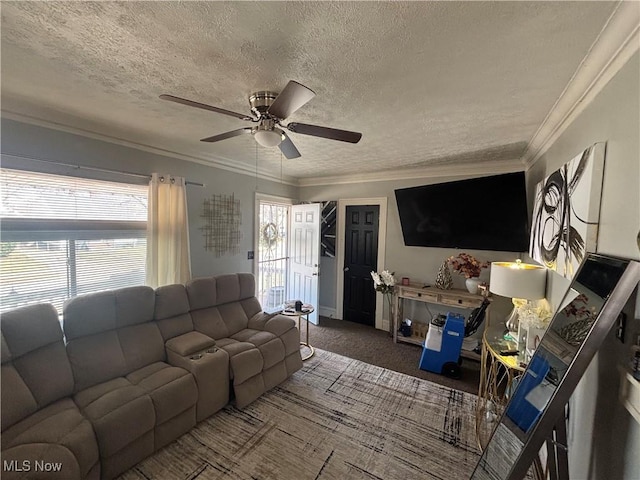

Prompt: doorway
[
  {"left": 255, "top": 195, "right": 321, "bottom": 323},
  {"left": 336, "top": 198, "right": 388, "bottom": 330},
  {"left": 342, "top": 205, "right": 379, "bottom": 326},
  {"left": 255, "top": 196, "right": 290, "bottom": 312}
]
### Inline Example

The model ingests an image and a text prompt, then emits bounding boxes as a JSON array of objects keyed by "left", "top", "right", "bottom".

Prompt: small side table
[
  {"left": 476, "top": 323, "right": 527, "bottom": 450},
  {"left": 281, "top": 306, "right": 315, "bottom": 361}
]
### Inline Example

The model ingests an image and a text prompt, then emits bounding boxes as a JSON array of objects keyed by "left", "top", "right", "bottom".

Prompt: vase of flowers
[
  {"left": 371, "top": 270, "right": 396, "bottom": 335},
  {"left": 448, "top": 253, "right": 489, "bottom": 294},
  {"left": 518, "top": 300, "right": 553, "bottom": 355}
]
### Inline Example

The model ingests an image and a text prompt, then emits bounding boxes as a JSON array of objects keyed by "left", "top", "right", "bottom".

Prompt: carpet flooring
[
  {"left": 119, "top": 349, "right": 481, "bottom": 480},
  {"left": 308, "top": 317, "right": 481, "bottom": 395}
]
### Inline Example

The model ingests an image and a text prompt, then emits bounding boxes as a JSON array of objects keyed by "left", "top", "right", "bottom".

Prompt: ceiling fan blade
[
  {"left": 279, "top": 132, "right": 301, "bottom": 159},
  {"left": 160, "top": 94, "right": 253, "bottom": 121},
  {"left": 267, "top": 81, "right": 316, "bottom": 119},
  {"left": 287, "top": 122, "right": 362, "bottom": 144},
  {"left": 200, "top": 127, "right": 253, "bottom": 143}
]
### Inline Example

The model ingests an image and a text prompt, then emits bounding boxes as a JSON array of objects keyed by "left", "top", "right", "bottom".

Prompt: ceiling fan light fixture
[{"left": 253, "top": 127, "right": 284, "bottom": 147}]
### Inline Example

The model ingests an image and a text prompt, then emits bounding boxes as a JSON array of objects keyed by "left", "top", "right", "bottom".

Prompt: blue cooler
[{"left": 419, "top": 312, "right": 465, "bottom": 376}]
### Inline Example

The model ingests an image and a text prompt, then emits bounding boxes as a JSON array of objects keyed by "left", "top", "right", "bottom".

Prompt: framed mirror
[{"left": 471, "top": 253, "right": 640, "bottom": 480}]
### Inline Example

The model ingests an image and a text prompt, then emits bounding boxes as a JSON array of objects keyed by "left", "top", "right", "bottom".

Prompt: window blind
[{"left": 0, "top": 168, "right": 148, "bottom": 313}]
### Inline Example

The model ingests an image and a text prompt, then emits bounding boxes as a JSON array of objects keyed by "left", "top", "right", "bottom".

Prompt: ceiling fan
[{"left": 160, "top": 80, "right": 362, "bottom": 159}]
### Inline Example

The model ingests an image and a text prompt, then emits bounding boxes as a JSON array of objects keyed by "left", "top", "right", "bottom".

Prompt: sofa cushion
[
  {"left": 1, "top": 364, "right": 38, "bottom": 431},
  {"left": 216, "top": 302, "right": 251, "bottom": 337},
  {"left": 1, "top": 398, "right": 100, "bottom": 479},
  {"left": 215, "top": 274, "right": 242, "bottom": 304},
  {"left": 1, "top": 303, "right": 75, "bottom": 429},
  {"left": 13, "top": 341, "right": 75, "bottom": 410},
  {"left": 1, "top": 332, "right": 11, "bottom": 364},
  {"left": 154, "top": 284, "right": 194, "bottom": 340},
  {"left": 191, "top": 306, "right": 229, "bottom": 340},
  {"left": 126, "top": 362, "right": 198, "bottom": 425},
  {"left": 186, "top": 277, "right": 218, "bottom": 310},
  {"left": 63, "top": 286, "right": 165, "bottom": 391},
  {"left": 216, "top": 339, "right": 256, "bottom": 357},
  {"left": 230, "top": 349, "right": 264, "bottom": 385},
  {"left": 186, "top": 274, "right": 257, "bottom": 309},
  {"left": 74, "top": 378, "right": 155, "bottom": 457},
  {"left": 66, "top": 330, "right": 128, "bottom": 392},
  {"left": 1, "top": 303, "right": 62, "bottom": 358},
  {"left": 230, "top": 329, "right": 277, "bottom": 347},
  {"left": 118, "top": 323, "right": 166, "bottom": 372},
  {"left": 63, "top": 287, "right": 155, "bottom": 341},
  {"left": 63, "top": 291, "right": 117, "bottom": 340},
  {"left": 230, "top": 330, "right": 284, "bottom": 370},
  {"left": 165, "top": 331, "right": 216, "bottom": 356}
]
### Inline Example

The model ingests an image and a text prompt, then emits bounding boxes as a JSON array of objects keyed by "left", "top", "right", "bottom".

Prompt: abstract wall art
[
  {"left": 529, "top": 142, "right": 606, "bottom": 280},
  {"left": 201, "top": 193, "right": 242, "bottom": 257}
]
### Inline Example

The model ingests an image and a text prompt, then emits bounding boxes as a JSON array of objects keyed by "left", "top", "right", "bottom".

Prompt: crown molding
[
  {"left": 298, "top": 158, "right": 525, "bottom": 187},
  {"left": 522, "top": 1, "right": 640, "bottom": 167},
  {"left": 1, "top": 111, "right": 298, "bottom": 186}
]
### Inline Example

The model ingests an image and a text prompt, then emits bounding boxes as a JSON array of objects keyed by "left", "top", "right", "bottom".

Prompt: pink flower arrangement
[{"left": 448, "top": 253, "right": 489, "bottom": 279}]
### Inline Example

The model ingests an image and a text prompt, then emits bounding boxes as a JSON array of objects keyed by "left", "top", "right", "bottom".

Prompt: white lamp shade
[
  {"left": 254, "top": 129, "right": 283, "bottom": 147},
  {"left": 489, "top": 261, "right": 547, "bottom": 300}
]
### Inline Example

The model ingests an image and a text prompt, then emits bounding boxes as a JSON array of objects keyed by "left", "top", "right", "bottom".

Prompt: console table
[{"left": 392, "top": 284, "right": 488, "bottom": 361}]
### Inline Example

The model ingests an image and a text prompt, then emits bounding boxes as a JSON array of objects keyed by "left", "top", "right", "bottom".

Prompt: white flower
[
  {"left": 371, "top": 270, "right": 396, "bottom": 295},
  {"left": 518, "top": 300, "right": 552, "bottom": 329},
  {"left": 380, "top": 270, "right": 396, "bottom": 286}
]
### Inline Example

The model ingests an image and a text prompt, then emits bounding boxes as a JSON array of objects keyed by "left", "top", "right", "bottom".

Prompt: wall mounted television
[{"left": 394, "top": 171, "right": 529, "bottom": 252}]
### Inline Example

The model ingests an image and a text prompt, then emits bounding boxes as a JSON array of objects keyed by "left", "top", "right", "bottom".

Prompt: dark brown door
[{"left": 343, "top": 205, "right": 379, "bottom": 326}]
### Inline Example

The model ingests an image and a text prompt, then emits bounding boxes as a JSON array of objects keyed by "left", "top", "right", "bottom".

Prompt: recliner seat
[
  {"left": 1, "top": 303, "right": 100, "bottom": 480},
  {"left": 63, "top": 286, "right": 198, "bottom": 479},
  {"left": 186, "top": 273, "right": 303, "bottom": 408}
]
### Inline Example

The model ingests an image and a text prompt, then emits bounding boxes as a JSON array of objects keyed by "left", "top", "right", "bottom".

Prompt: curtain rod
[{"left": 1, "top": 152, "right": 206, "bottom": 187}]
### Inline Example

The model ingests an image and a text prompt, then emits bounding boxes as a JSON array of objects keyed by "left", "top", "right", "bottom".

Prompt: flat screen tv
[{"left": 395, "top": 172, "right": 529, "bottom": 252}]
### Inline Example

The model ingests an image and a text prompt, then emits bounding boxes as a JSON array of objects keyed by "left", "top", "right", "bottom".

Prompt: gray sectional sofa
[{"left": 1, "top": 273, "right": 303, "bottom": 479}]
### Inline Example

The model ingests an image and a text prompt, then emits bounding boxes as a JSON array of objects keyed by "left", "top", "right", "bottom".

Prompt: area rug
[{"left": 119, "top": 349, "right": 481, "bottom": 480}]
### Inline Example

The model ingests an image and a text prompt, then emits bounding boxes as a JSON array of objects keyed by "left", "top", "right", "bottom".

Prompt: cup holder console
[{"left": 189, "top": 346, "right": 218, "bottom": 360}]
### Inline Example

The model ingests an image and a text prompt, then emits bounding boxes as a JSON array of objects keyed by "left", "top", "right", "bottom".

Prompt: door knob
[{"left": 343, "top": 266, "right": 350, "bottom": 272}]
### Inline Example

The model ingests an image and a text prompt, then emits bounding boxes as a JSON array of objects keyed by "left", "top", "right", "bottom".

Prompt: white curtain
[{"left": 145, "top": 173, "right": 192, "bottom": 287}]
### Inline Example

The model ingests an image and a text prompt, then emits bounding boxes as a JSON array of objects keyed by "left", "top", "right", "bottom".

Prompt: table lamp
[{"left": 489, "top": 260, "right": 547, "bottom": 345}]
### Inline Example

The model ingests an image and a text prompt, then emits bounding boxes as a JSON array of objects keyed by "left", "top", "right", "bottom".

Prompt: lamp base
[{"left": 504, "top": 306, "right": 520, "bottom": 339}]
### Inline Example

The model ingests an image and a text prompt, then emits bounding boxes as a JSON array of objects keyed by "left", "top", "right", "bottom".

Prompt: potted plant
[{"left": 448, "top": 253, "right": 489, "bottom": 293}]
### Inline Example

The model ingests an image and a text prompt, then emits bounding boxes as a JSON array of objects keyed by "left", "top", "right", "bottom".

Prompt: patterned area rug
[{"left": 119, "top": 349, "right": 481, "bottom": 480}]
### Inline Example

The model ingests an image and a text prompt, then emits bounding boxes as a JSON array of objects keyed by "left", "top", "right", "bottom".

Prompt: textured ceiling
[{"left": 0, "top": 1, "right": 619, "bottom": 182}]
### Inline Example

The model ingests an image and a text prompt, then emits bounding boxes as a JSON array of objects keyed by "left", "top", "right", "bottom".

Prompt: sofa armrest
[
  {"left": 165, "top": 344, "right": 230, "bottom": 422},
  {"left": 247, "top": 311, "right": 279, "bottom": 330},
  {"left": 166, "top": 331, "right": 216, "bottom": 357},
  {"left": 248, "top": 312, "right": 296, "bottom": 336}
]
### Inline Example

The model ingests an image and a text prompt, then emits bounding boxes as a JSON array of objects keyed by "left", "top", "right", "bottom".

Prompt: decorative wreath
[{"left": 261, "top": 222, "right": 279, "bottom": 246}]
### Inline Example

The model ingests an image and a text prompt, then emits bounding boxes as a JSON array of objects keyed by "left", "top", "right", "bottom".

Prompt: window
[
  {"left": 0, "top": 168, "right": 148, "bottom": 312},
  {"left": 256, "top": 199, "right": 289, "bottom": 312}
]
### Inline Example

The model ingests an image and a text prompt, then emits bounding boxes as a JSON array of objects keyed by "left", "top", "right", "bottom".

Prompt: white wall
[
  {"left": 301, "top": 176, "right": 523, "bottom": 318},
  {"left": 527, "top": 51, "right": 640, "bottom": 480},
  {"left": 0, "top": 119, "right": 299, "bottom": 279}
]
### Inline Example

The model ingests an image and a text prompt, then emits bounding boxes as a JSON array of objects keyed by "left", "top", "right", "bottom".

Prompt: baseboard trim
[{"left": 318, "top": 306, "right": 337, "bottom": 319}]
